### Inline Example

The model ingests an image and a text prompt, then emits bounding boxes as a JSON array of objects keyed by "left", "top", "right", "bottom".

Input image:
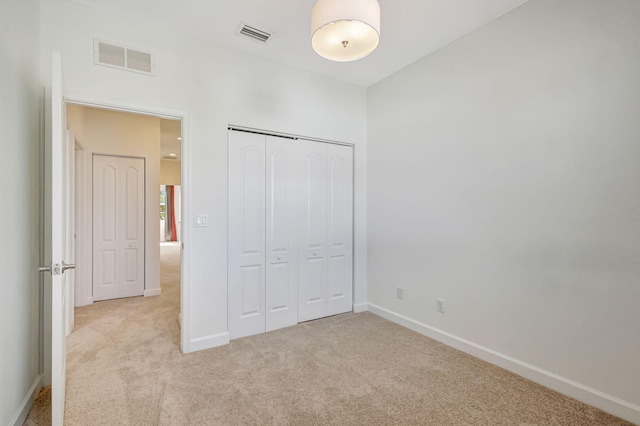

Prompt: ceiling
[{"left": 69, "top": 0, "right": 527, "bottom": 87}]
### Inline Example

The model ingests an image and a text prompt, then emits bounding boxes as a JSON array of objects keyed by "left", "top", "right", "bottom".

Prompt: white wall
[
  {"left": 68, "top": 106, "right": 162, "bottom": 303},
  {"left": 40, "top": 0, "right": 367, "bottom": 352},
  {"left": 367, "top": 0, "right": 640, "bottom": 422},
  {"left": 0, "top": 0, "right": 43, "bottom": 424}
]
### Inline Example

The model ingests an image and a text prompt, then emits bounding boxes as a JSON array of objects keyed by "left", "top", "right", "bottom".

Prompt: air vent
[
  {"left": 94, "top": 39, "right": 155, "bottom": 75},
  {"left": 237, "top": 22, "right": 272, "bottom": 43}
]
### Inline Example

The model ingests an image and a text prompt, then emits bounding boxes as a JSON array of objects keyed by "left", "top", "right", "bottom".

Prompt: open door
[{"left": 41, "top": 50, "right": 73, "bottom": 426}]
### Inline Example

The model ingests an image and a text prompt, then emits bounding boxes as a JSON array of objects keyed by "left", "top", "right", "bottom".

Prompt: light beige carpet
[{"left": 25, "top": 243, "right": 631, "bottom": 425}]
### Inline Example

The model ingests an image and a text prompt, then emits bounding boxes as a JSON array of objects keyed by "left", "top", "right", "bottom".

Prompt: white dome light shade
[{"left": 311, "top": 0, "right": 380, "bottom": 62}]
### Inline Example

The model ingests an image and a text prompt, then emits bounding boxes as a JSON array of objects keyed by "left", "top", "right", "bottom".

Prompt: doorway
[{"left": 66, "top": 103, "right": 184, "bottom": 347}]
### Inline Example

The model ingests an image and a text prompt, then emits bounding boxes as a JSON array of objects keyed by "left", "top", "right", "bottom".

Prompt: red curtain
[{"left": 168, "top": 185, "right": 177, "bottom": 242}]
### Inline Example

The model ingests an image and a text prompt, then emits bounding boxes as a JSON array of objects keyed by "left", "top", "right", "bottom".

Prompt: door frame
[
  {"left": 74, "top": 141, "right": 91, "bottom": 306},
  {"left": 65, "top": 94, "right": 190, "bottom": 352}
]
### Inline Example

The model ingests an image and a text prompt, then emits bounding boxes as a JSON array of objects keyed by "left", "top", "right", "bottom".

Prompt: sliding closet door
[
  {"left": 265, "top": 136, "right": 299, "bottom": 332},
  {"left": 228, "top": 131, "right": 266, "bottom": 339},
  {"left": 326, "top": 144, "right": 353, "bottom": 315}
]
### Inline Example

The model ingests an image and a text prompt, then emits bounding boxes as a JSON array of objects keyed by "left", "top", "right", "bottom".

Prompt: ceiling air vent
[
  {"left": 237, "top": 22, "right": 272, "bottom": 43},
  {"left": 94, "top": 39, "right": 155, "bottom": 75}
]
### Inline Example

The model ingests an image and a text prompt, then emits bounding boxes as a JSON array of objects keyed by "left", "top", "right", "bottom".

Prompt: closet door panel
[
  {"left": 298, "top": 141, "right": 328, "bottom": 322},
  {"left": 265, "top": 136, "right": 298, "bottom": 332},
  {"left": 93, "top": 157, "right": 119, "bottom": 301},
  {"left": 120, "top": 158, "right": 145, "bottom": 298},
  {"left": 229, "top": 130, "right": 355, "bottom": 336},
  {"left": 327, "top": 145, "right": 353, "bottom": 315},
  {"left": 327, "top": 144, "right": 354, "bottom": 315},
  {"left": 228, "top": 132, "right": 266, "bottom": 339}
]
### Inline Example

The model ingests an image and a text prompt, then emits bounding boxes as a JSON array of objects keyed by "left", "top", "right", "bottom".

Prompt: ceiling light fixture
[{"left": 311, "top": 0, "right": 380, "bottom": 62}]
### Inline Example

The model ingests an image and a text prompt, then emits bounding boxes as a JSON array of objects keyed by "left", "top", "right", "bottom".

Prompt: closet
[{"left": 228, "top": 129, "right": 353, "bottom": 339}]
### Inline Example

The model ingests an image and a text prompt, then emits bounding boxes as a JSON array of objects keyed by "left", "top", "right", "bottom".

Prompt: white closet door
[
  {"left": 265, "top": 136, "right": 299, "bottom": 331},
  {"left": 228, "top": 131, "right": 266, "bottom": 339},
  {"left": 93, "top": 155, "right": 145, "bottom": 301},
  {"left": 228, "top": 130, "right": 354, "bottom": 337},
  {"left": 326, "top": 144, "right": 354, "bottom": 315},
  {"left": 298, "top": 141, "right": 354, "bottom": 322},
  {"left": 297, "top": 140, "right": 329, "bottom": 322}
]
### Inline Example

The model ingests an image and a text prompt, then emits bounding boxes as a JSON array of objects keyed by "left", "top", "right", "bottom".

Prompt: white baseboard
[
  {"left": 353, "top": 302, "right": 368, "bottom": 313},
  {"left": 144, "top": 288, "right": 162, "bottom": 297},
  {"left": 184, "top": 332, "right": 230, "bottom": 353},
  {"left": 367, "top": 303, "right": 640, "bottom": 425},
  {"left": 10, "top": 374, "right": 43, "bottom": 426}
]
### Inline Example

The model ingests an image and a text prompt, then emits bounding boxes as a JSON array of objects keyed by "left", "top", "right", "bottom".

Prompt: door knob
[
  {"left": 37, "top": 261, "right": 75, "bottom": 276},
  {"left": 313, "top": 251, "right": 318, "bottom": 256},
  {"left": 277, "top": 256, "right": 282, "bottom": 260}
]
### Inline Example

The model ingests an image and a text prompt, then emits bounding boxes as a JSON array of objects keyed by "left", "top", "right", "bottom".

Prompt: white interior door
[
  {"left": 297, "top": 140, "right": 329, "bottom": 322},
  {"left": 228, "top": 130, "right": 354, "bottom": 337},
  {"left": 42, "top": 50, "right": 71, "bottom": 426},
  {"left": 298, "top": 140, "right": 354, "bottom": 322},
  {"left": 93, "top": 155, "right": 145, "bottom": 301},
  {"left": 265, "top": 136, "right": 299, "bottom": 332},
  {"left": 228, "top": 131, "right": 266, "bottom": 339},
  {"left": 326, "top": 143, "right": 354, "bottom": 315}
]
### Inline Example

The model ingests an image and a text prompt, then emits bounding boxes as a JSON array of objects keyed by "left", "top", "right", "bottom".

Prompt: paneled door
[
  {"left": 297, "top": 140, "right": 329, "bottom": 322},
  {"left": 297, "top": 140, "right": 353, "bottom": 322},
  {"left": 228, "top": 130, "right": 354, "bottom": 338},
  {"left": 326, "top": 143, "right": 354, "bottom": 316},
  {"left": 228, "top": 131, "right": 267, "bottom": 339},
  {"left": 93, "top": 155, "right": 145, "bottom": 301},
  {"left": 228, "top": 132, "right": 301, "bottom": 338},
  {"left": 41, "top": 50, "right": 72, "bottom": 426},
  {"left": 265, "top": 136, "right": 299, "bottom": 332}
]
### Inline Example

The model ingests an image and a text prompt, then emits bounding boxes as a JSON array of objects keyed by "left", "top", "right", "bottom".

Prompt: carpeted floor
[{"left": 25, "top": 242, "right": 632, "bottom": 425}]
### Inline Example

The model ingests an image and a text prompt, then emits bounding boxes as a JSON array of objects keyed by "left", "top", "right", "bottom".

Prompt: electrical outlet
[
  {"left": 436, "top": 298, "right": 445, "bottom": 313},
  {"left": 397, "top": 288, "right": 404, "bottom": 301}
]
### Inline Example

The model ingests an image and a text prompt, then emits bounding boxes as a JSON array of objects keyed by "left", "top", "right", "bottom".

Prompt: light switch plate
[{"left": 195, "top": 215, "right": 209, "bottom": 227}]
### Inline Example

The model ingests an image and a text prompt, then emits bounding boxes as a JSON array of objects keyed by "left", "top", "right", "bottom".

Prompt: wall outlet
[
  {"left": 397, "top": 288, "right": 404, "bottom": 301},
  {"left": 436, "top": 298, "right": 445, "bottom": 313}
]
